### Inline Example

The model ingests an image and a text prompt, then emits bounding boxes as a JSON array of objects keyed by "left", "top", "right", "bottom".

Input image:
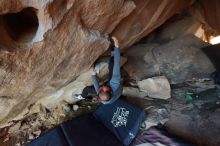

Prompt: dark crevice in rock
[{"left": 0, "top": 7, "right": 39, "bottom": 45}]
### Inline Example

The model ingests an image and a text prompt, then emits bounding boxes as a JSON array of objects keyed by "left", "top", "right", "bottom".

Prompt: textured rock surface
[
  {"left": 123, "top": 86, "right": 220, "bottom": 146},
  {"left": 37, "top": 56, "right": 127, "bottom": 109},
  {"left": 122, "top": 87, "right": 148, "bottom": 98},
  {"left": 124, "top": 35, "right": 216, "bottom": 83},
  {"left": 0, "top": 0, "right": 193, "bottom": 127},
  {"left": 123, "top": 43, "right": 160, "bottom": 80},
  {"left": 191, "top": 0, "right": 220, "bottom": 35},
  {"left": 166, "top": 88, "right": 220, "bottom": 146},
  {"left": 143, "top": 14, "right": 205, "bottom": 44},
  {"left": 138, "top": 76, "right": 171, "bottom": 99},
  {"left": 147, "top": 35, "right": 215, "bottom": 83},
  {"left": 94, "top": 56, "right": 127, "bottom": 82},
  {"left": 155, "top": 15, "right": 202, "bottom": 43},
  {"left": 112, "top": 0, "right": 194, "bottom": 48},
  {"left": 0, "top": 0, "right": 135, "bottom": 126}
]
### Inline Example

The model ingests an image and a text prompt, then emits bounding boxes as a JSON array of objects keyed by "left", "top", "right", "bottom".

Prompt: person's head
[{"left": 98, "top": 86, "right": 112, "bottom": 101}]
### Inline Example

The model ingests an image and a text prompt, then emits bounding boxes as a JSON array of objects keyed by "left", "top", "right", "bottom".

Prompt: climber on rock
[{"left": 73, "top": 36, "right": 121, "bottom": 104}]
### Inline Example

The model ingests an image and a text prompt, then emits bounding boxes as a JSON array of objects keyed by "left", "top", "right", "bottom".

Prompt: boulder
[
  {"left": 72, "top": 105, "right": 79, "bottom": 111},
  {"left": 137, "top": 76, "right": 171, "bottom": 100},
  {"left": 149, "top": 35, "right": 215, "bottom": 83},
  {"left": 143, "top": 107, "right": 170, "bottom": 130},
  {"left": 124, "top": 35, "right": 216, "bottom": 83},
  {"left": 94, "top": 56, "right": 127, "bottom": 82},
  {"left": 123, "top": 43, "right": 160, "bottom": 80},
  {"left": 122, "top": 87, "right": 148, "bottom": 98}
]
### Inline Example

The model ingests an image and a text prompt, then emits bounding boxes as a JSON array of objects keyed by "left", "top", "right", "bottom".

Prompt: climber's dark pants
[
  {"left": 81, "top": 56, "right": 114, "bottom": 99},
  {"left": 81, "top": 86, "right": 97, "bottom": 99}
]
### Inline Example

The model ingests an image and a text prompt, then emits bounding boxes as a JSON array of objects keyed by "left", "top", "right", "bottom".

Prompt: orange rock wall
[{"left": 0, "top": 0, "right": 193, "bottom": 126}]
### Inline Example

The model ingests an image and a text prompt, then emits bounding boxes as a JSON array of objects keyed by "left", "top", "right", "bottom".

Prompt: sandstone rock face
[
  {"left": 156, "top": 15, "right": 202, "bottom": 43},
  {"left": 191, "top": 0, "right": 220, "bottom": 35},
  {"left": 112, "top": 0, "right": 194, "bottom": 48},
  {"left": 143, "top": 14, "right": 205, "bottom": 44},
  {"left": 0, "top": 0, "right": 135, "bottom": 126},
  {"left": 0, "top": 0, "right": 193, "bottom": 127}
]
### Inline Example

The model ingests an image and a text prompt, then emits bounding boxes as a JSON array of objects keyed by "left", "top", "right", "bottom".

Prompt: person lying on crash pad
[{"left": 73, "top": 36, "right": 121, "bottom": 104}]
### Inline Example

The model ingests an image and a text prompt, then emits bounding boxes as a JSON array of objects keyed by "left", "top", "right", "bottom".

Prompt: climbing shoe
[{"left": 72, "top": 94, "right": 85, "bottom": 100}]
